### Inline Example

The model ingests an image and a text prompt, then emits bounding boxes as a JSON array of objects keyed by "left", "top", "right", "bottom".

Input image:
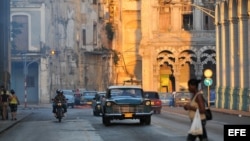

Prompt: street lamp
[{"left": 204, "top": 69, "right": 213, "bottom": 107}]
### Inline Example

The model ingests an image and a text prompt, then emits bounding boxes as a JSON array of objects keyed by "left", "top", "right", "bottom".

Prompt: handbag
[
  {"left": 188, "top": 109, "right": 203, "bottom": 135},
  {"left": 202, "top": 95, "right": 213, "bottom": 120},
  {"left": 205, "top": 107, "right": 212, "bottom": 120},
  {"left": 204, "top": 100, "right": 212, "bottom": 120}
]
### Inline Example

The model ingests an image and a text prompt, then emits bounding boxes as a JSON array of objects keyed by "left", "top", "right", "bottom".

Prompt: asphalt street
[{"left": 1, "top": 104, "right": 250, "bottom": 134}]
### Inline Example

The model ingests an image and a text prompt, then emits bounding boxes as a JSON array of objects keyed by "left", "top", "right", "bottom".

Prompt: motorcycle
[{"left": 52, "top": 99, "right": 66, "bottom": 122}]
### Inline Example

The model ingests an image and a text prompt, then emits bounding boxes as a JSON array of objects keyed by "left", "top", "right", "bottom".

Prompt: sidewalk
[
  {"left": 1, "top": 104, "right": 250, "bottom": 134},
  {"left": 162, "top": 106, "right": 250, "bottom": 117},
  {"left": 0, "top": 104, "right": 50, "bottom": 134}
]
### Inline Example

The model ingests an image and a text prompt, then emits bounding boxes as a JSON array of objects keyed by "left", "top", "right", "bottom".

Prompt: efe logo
[
  {"left": 228, "top": 129, "right": 246, "bottom": 136},
  {"left": 224, "top": 125, "right": 250, "bottom": 141}
]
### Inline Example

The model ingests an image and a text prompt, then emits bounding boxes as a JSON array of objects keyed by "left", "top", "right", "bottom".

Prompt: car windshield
[
  {"left": 83, "top": 92, "right": 96, "bottom": 96},
  {"left": 110, "top": 88, "right": 142, "bottom": 98}
]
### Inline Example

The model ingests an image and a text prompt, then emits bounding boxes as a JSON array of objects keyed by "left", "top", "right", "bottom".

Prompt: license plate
[
  {"left": 124, "top": 113, "right": 133, "bottom": 118},
  {"left": 87, "top": 102, "right": 92, "bottom": 104},
  {"left": 181, "top": 98, "right": 185, "bottom": 101}
]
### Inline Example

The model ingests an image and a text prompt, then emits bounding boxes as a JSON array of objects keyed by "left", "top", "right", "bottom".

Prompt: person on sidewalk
[
  {"left": 0, "top": 86, "right": 11, "bottom": 120},
  {"left": 170, "top": 91, "right": 176, "bottom": 107},
  {"left": 9, "top": 89, "right": 20, "bottom": 120},
  {"left": 184, "top": 78, "right": 208, "bottom": 141}
]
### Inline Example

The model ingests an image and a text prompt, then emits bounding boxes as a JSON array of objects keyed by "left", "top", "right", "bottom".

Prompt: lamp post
[{"left": 204, "top": 69, "right": 213, "bottom": 107}]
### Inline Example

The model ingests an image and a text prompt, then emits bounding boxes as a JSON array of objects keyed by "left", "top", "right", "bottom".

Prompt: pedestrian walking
[
  {"left": 1, "top": 86, "right": 10, "bottom": 120},
  {"left": 171, "top": 91, "right": 176, "bottom": 107},
  {"left": 184, "top": 78, "right": 208, "bottom": 141},
  {"left": 9, "top": 89, "right": 20, "bottom": 120}
]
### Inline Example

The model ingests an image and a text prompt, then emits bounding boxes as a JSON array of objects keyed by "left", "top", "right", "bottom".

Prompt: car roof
[
  {"left": 144, "top": 91, "right": 158, "bottom": 93},
  {"left": 83, "top": 91, "right": 97, "bottom": 93},
  {"left": 108, "top": 85, "right": 142, "bottom": 89}
]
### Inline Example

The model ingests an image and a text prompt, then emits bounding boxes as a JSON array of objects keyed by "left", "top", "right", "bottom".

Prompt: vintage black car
[
  {"left": 92, "top": 91, "right": 106, "bottom": 116},
  {"left": 101, "top": 85, "right": 153, "bottom": 126}
]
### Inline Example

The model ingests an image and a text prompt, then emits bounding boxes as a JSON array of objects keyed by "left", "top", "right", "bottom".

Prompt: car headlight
[
  {"left": 97, "top": 105, "right": 101, "bottom": 109},
  {"left": 145, "top": 100, "right": 151, "bottom": 106},
  {"left": 106, "top": 102, "right": 112, "bottom": 107}
]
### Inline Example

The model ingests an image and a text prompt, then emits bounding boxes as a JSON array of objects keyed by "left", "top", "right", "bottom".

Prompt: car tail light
[{"left": 155, "top": 100, "right": 162, "bottom": 106}]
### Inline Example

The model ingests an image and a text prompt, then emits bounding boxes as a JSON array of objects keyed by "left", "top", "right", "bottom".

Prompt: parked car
[
  {"left": 64, "top": 94, "right": 75, "bottom": 108},
  {"left": 101, "top": 85, "right": 153, "bottom": 126},
  {"left": 92, "top": 91, "right": 106, "bottom": 116},
  {"left": 81, "top": 91, "right": 98, "bottom": 105},
  {"left": 62, "top": 89, "right": 74, "bottom": 96},
  {"left": 144, "top": 91, "right": 162, "bottom": 114},
  {"left": 174, "top": 92, "right": 191, "bottom": 107},
  {"left": 159, "top": 92, "right": 174, "bottom": 106}
]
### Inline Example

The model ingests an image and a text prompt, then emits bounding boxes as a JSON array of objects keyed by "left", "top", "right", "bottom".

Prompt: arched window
[{"left": 12, "top": 15, "right": 29, "bottom": 51}]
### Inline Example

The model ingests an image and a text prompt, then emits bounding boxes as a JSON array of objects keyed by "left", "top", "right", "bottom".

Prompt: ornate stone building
[{"left": 106, "top": 0, "right": 216, "bottom": 92}]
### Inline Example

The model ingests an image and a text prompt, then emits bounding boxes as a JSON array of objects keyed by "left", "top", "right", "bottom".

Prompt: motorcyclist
[{"left": 52, "top": 89, "right": 67, "bottom": 116}]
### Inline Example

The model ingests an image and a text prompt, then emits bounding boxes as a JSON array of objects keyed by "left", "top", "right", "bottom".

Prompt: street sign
[{"left": 204, "top": 78, "right": 213, "bottom": 86}]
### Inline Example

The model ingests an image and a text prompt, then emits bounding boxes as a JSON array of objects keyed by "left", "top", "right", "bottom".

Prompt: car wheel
[
  {"left": 93, "top": 111, "right": 99, "bottom": 116},
  {"left": 145, "top": 116, "right": 151, "bottom": 125},
  {"left": 102, "top": 116, "right": 111, "bottom": 126},
  {"left": 139, "top": 118, "right": 145, "bottom": 125}
]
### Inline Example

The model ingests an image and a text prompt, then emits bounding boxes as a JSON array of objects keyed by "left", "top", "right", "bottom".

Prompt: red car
[{"left": 144, "top": 91, "right": 162, "bottom": 114}]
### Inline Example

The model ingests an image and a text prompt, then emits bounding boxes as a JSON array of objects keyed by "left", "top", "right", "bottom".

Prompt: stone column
[
  {"left": 221, "top": 20, "right": 229, "bottom": 86},
  {"left": 173, "top": 64, "right": 181, "bottom": 91},
  {"left": 193, "top": 0, "right": 203, "bottom": 30},
  {"left": 39, "top": 57, "right": 50, "bottom": 104},
  {"left": 171, "top": 4, "right": 181, "bottom": 31},
  {"left": 229, "top": 17, "right": 238, "bottom": 87},
  {"left": 238, "top": 4, "right": 249, "bottom": 88},
  {"left": 215, "top": 4, "right": 222, "bottom": 87},
  {"left": 140, "top": 0, "right": 150, "bottom": 39},
  {"left": 141, "top": 47, "right": 152, "bottom": 91}
]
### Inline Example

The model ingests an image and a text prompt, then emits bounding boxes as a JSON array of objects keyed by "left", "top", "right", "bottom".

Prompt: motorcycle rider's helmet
[
  {"left": 10, "top": 89, "right": 15, "bottom": 94},
  {"left": 56, "top": 89, "right": 61, "bottom": 94}
]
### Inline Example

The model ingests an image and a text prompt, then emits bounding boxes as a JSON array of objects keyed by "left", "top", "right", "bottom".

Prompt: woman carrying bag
[
  {"left": 9, "top": 89, "right": 20, "bottom": 120},
  {"left": 184, "top": 79, "right": 208, "bottom": 141}
]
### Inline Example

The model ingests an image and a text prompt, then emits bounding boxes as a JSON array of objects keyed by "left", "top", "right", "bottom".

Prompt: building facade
[
  {"left": 10, "top": 0, "right": 110, "bottom": 104},
  {"left": 215, "top": 0, "right": 250, "bottom": 111},
  {"left": 105, "top": 0, "right": 216, "bottom": 92}
]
